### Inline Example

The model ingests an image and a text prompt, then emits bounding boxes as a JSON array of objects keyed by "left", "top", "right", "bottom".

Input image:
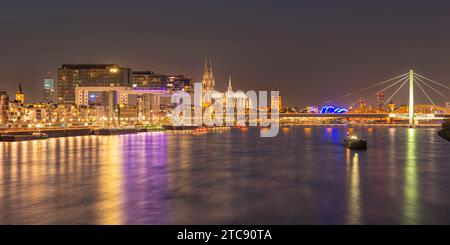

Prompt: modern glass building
[
  {"left": 165, "top": 75, "right": 193, "bottom": 94},
  {"left": 132, "top": 71, "right": 166, "bottom": 90},
  {"left": 43, "top": 77, "right": 55, "bottom": 103},
  {"left": 57, "top": 64, "right": 132, "bottom": 104},
  {"left": 132, "top": 71, "right": 193, "bottom": 93}
]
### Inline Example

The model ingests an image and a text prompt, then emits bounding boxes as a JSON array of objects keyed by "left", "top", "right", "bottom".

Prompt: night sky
[{"left": 1, "top": 0, "right": 450, "bottom": 106}]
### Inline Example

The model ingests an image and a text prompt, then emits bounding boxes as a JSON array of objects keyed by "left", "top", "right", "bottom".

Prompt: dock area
[{"left": 1, "top": 127, "right": 92, "bottom": 137}]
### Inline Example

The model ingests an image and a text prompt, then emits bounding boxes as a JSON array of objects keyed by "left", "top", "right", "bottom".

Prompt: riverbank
[
  {"left": 0, "top": 127, "right": 92, "bottom": 138},
  {"left": 0, "top": 123, "right": 442, "bottom": 135},
  {"left": 0, "top": 127, "right": 141, "bottom": 141},
  {"left": 438, "top": 120, "right": 450, "bottom": 141}
]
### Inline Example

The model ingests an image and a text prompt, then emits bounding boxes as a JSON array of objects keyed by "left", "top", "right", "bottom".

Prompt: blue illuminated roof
[{"left": 320, "top": 106, "right": 348, "bottom": 114}]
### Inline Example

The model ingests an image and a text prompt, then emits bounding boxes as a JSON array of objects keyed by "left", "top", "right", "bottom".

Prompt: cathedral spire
[
  {"left": 201, "top": 57, "right": 216, "bottom": 92},
  {"left": 227, "top": 75, "right": 233, "bottom": 92},
  {"left": 202, "top": 58, "right": 210, "bottom": 81},
  {"left": 209, "top": 58, "right": 214, "bottom": 82}
]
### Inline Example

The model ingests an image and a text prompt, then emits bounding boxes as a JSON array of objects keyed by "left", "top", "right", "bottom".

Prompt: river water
[{"left": 0, "top": 126, "right": 449, "bottom": 224}]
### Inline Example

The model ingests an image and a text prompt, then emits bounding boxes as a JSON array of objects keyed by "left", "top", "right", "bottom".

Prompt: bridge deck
[{"left": 279, "top": 113, "right": 450, "bottom": 118}]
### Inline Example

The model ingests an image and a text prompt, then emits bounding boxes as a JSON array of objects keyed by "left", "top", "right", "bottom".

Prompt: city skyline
[
  {"left": 1, "top": 0, "right": 450, "bottom": 106},
  {"left": 2, "top": 0, "right": 450, "bottom": 232},
  {"left": 0, "top": 62, "right": 449, "bottom": 108}
]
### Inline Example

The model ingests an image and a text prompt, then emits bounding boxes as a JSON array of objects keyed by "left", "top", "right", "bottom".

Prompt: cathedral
[
  {"left": 200, "top": 58, "right": 249, "bottom": 112},
  {"left": 201, "top": 58, "right": 216, "bottom": 106}
]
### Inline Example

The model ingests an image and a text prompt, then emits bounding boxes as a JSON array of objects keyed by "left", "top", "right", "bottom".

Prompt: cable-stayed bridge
[{"left": 280, "top": 70, "right": 450, "bottom": 127}]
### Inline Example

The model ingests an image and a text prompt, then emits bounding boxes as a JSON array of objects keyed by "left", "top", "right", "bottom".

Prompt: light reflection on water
[
  {"left": 404, "top": 128, "right": 418, "bottom": 224},
  {"left": 1, "top": 127, "right": 450, "bottom": 224},
  {"left": 346, "top": 151, "right": 361, "bottom": 224}
]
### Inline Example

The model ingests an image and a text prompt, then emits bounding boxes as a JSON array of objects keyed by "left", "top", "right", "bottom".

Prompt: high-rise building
[
  {"left": 132, "top": 71, "right": 192, "bottom": 93},
  {"left": 136, "top": 94, "right": 161, "bottom": 122},
  {"left": 132, "top": 71, "right": 165, "bottom": 90},
  {"left": 57, "top": 64, "right": 132, "bottom": 104},
  {"left": 165, "top": 75, "right": 193, "bottom": 94},
  {"left": 0, "top": 90, "right": 9, "bottom": 127},
  {"left": 43, "top": 73, "right": 55, "bottom": 103},
  {"left": 376, "top": 92, "right": 385, "bottom": 110}
]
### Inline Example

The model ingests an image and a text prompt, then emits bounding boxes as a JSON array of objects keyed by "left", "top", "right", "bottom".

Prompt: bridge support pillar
[{"left": 409, "top": 70, "right": 415, "bottom": 128}]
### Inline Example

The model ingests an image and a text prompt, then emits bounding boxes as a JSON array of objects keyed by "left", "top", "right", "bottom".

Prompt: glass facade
[
  {"left": 57, "top": 64, "right": 132, "bottom": 104},
  {"left": 132, "top": 71, "right": 193, "bottom": 93},
  {"left": 43, "top": 78, "right": 55, "bottom": 103},
  {"left": 165, "top": 75, "right": 193, "bottom": 93},
  {"left": 132, "top": 71, "right": 166, "bottom": 90}
]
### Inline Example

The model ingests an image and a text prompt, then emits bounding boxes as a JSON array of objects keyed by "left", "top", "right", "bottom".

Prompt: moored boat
[
  {"left": 138, "top": 125, "right": 166, "bottom": 132},
  {"left": 193, "top": 127, "right": 208, "bottom": 135},
  {"left": 344, "top": 135, "right": 367, "bottom": 150},
  {"left": 0, "top": 132, "right": 48, "bottom": 142}
]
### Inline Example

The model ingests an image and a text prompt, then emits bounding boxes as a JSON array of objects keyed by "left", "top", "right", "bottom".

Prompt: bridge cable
[
  {"left": 415, "top": 76, "right": 447, "bottom": 98},
  {"left": 383, "top": 77, "right": 409, "bottom": 107},
  {"left": 415, "top": 73, "right": 450, "bottom": 90},
  {"left": 414, "top": 78, "right": 436, "bottom": 106},
  {"left": 362, "top": 75, "right": 412, "bottom": 106},
  {"left": 356, "top": 75, "right": 411, "bottom": 104},
  {"left": 334, "top": 75, "right": 408, "bottom": 108},
  {"left": 377, "top": 75, "right": 410, "bottom": 94},
  {"left": 323, "top": 73, "right": 409, "bottom": 104}
]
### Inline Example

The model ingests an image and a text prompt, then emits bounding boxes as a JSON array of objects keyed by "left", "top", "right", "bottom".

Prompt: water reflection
[
  {"left": 346, "top": 150, "right": 361, "bottom": 224},
  {"left": 1, "top": 127, "right": 450, "bottom": 224},
  {"left": 303, "top": 128, "right": 312, "bottom": 137},
  {"left": 121, "top": 133, "right": 169, "bottom": 224},
  {"left": 403, "top": 128, "right": 419, "bottom": 224},
  {"left": 97, "top": 136, "right": 124, "bottom": 224}
]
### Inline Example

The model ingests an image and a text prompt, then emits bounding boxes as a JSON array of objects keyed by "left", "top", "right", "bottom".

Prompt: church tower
[
  {"left": 15, "top": 83, "right": 25, "bottom": 104},
  {"left": 201, "top": 58, "right": 216, "bottom": 105},
  {"left": 201, "top": 58, "right": 216, "bottom": 93},
  {"left": 227, "top": 75, "right": 233, "bottom": 92}
]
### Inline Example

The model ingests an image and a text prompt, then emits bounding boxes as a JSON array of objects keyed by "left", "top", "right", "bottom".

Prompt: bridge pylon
[{"left": 409, "top": 70, "right": 415, "bottom": 128}]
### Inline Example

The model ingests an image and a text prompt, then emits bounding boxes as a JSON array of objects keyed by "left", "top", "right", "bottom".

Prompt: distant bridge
[
  {"left": 314, "top": 70, "right": 450, "bottom": 126},
  {"left": 280, "top": 113, "right": 389, "bottom": 118},
  {"left": 279, "top": 113, "right": 450, "bottom": 119}
]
